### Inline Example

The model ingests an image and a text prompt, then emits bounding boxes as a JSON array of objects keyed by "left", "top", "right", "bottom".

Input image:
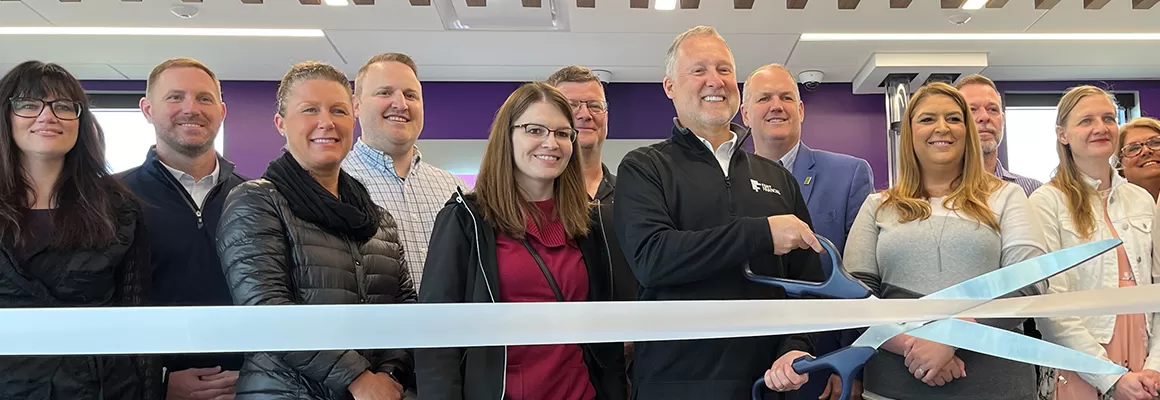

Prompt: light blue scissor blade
[
  {"left": 850, "top": 239, "right": 1121, "bottom": 350},
  {"left": 923, "top": 239, "right": 1120, "bottom": 301},
  {"left": 907, "top": 318, "right": 1128, "bottom": 375}
]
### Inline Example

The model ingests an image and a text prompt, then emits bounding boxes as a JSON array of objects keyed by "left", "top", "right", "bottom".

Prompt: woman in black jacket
[
  {"left": 415, "top": 82, "right": 626, "bottom": 400},
  {"left": 217, "top": 61, "right": 416, "bottom": 400},
  {"left": 0, "top": 61, "right": 160, "bottom": 399}
]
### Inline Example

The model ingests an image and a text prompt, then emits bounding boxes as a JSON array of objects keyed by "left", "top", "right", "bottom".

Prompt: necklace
[{"left": 928, "top": 200, "right": 950, "bottom": 273}]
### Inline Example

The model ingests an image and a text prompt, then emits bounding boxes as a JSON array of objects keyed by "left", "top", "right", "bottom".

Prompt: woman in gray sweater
[{"left": 842, "top": 82, "right": 1049, "bottom": 400}]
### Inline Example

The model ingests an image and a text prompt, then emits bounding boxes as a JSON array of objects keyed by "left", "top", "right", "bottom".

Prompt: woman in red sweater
[{"left": 415, "top": 82, "right": 627, "bottom": 400}]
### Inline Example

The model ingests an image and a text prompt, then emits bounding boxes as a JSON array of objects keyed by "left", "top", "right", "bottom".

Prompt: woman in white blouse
[{"left": 1029, "top": 85, "right": 1160, "bottom": 400}]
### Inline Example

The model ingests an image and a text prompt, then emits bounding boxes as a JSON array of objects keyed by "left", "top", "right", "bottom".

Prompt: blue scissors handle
[
  {"left": 746, "top": 234, "right": 874, "bottom": 399},
  {"left": 744, "top": 233, "right": 873, "bottom": 300},
  {"left": 750, "top": 346, "right": 876, "bottom": 400}
]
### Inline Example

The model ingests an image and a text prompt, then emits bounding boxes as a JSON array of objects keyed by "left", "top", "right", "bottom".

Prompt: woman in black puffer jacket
[
  {"left": 0, "top": 61, "right": 160, "bottom": 400},
  {"left": 217, "top": 61, "right": 416, "bottom": 400}
]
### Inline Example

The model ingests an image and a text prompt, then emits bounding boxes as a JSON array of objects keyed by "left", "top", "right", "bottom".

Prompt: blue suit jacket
[
  {"left": 789, "top": 143, "right": 873, "bottom": 255},
  {"left": 786, "top": 143, "right": 874, "bottom": 399}
]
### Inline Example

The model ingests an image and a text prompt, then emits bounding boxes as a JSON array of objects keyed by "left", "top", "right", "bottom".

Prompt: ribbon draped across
[{"left": 0, "top": 284, "right": 1155, "bottom": 356}]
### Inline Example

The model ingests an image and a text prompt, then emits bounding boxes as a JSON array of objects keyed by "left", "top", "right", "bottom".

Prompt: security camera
[
  {"left": 592, "top": 69, "right": 612, "bottom": 84},
  {"left": 171, "top": 5, "right": 199, "bottom": 19},
  {"left": 948, "top": 12, "right": 971, "bottom": 26},
  {"left": 798, "top": 70, "right": 824, "bottom": 90}
]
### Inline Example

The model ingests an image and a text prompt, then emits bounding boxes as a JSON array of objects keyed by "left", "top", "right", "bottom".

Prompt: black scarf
[{"left": 262, "top": 151, "right": 380, "bottom": 242}]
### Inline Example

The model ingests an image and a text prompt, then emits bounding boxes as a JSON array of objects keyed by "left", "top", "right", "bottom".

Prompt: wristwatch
[{"left": 384, "top": 368, "right": 400, "bottom": 383}]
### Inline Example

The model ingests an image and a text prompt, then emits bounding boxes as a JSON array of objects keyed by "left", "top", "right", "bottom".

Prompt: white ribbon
[{"left": 0, "top": 284, "right": 1155, "bottom": 356}]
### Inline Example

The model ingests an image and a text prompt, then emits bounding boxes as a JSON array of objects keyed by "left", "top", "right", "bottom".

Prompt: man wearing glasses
[
  {"left": 546, "top": 66, "right": 615, "bottom": 203},
  {"left": 545, "top": 66, "right": 636, "bottom": 300},
  {"left": 546, "top": 65, "right": 638, "bottom": 392}
]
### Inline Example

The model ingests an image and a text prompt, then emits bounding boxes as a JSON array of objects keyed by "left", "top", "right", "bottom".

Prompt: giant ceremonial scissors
[{"left": 747, "top": 234, "right": 1127, "bottom": 400}]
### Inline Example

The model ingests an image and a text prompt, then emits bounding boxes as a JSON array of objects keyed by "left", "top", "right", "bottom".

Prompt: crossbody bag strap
[
  {"left": 521, "top": 239, "right": 565, "bottom": 302},
  {"left": 521, "top": 239, "right": 607, "bottom": 369}
]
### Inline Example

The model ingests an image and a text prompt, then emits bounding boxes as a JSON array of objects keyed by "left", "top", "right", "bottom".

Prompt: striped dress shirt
[
  {"left": 995, "top": 160, "right": 1044, "bottom": 197},
  {"left": 343, "top": 139, "right": 468, "bottom": 292}
]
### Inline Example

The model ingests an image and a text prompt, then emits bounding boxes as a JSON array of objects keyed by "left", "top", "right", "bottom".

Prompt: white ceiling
[{"left": 1, "top": 0, "right": 1159, "bottom": 84}]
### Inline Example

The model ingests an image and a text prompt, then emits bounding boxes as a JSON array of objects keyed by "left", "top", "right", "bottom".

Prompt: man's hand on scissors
[
  {"left": 903, "top": 337, "right": 956, "bottom": 384},
  {"left": 765, "top": 350, "right": 811, "bottom": 392},
  {"left": 767, "top": 215, "right": 822, "bottom": 255}
]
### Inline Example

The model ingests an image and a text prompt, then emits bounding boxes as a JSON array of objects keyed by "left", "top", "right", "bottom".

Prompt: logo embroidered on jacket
[{"left": 750, "top": 179, "right": 781, "bottom": 195}]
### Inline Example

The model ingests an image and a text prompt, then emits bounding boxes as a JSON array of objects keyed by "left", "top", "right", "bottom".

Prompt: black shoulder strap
[
  {"left": 521, "top": 239, "right": 564, "bottom": 302},
  {"left": 522, "top": 239, "right": 606, "bottom": 369}
]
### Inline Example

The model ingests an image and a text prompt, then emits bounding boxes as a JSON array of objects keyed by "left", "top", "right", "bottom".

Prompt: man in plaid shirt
[{"left": 344, "top": 53, "right": 468, "bottom": 293}]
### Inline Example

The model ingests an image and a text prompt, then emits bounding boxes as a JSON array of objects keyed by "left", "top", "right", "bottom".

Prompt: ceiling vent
[
  {"left": 851, "top": 53, "right": 988, "bottom": 94},
  {"left": 433, "top": 0, "right": 571, "bottom": 31}
]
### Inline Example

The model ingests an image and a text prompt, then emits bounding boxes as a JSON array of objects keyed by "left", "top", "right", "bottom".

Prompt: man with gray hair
[
  {"left": 546, "top": 64, "right": 639, "bottom": 391},
  {"left": 545, "top": 65, "right": 636, "bottom": 302},
  {"left": 614, "top": 25, "right": 823, "bottom": 399},
  {"left": 545, "top": 66, "right": 615, "bottom": 202},
  {"left": 954, "top": 73, "right": 1042, "bottom": 196}
]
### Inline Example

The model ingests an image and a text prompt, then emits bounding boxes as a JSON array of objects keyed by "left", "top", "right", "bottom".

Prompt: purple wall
[{"left": 82, "top": 79, "right": 1160, "bottom": 187}]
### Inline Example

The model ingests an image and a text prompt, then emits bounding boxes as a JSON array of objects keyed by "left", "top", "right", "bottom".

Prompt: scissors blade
[
  {"left": 907, "top": 318, "right": 1127, "bottom": 375},
  {"left": 765, "top": 240, "right": 1122, "bottom": 400},
  {"left": 923, "top": 239, "right": 1120, "bottom": 301},
  {"left": 850, "top": 238, "right": 1121, "bottom": 349}
]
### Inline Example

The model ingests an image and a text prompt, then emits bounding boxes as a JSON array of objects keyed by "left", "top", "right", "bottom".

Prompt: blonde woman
[
  {"left": 218, "top": 61, "right": 416, "bottom": 400},
  {"left": 1115, "top": 117, "right": 1160, "bottom": 201},
  {"left": 1030, "top": 86, "right": 1160, "bottom": 400},
  {"left": 844, "top": 82, "right": 1049, "bottom": 400}
]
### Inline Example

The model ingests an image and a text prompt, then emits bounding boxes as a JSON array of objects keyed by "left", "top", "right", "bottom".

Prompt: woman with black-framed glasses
[
  {"left": 415, "top": 82, "right": 626, "bottom": 400},
  {"left": 0, "top": 60, "right": 160, "bottom": 400},
  {"left": 1116, "top": 117, "right": 1160, "bottom": 201}
]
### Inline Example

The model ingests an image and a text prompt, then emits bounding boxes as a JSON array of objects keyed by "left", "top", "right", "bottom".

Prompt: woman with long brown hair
[
  {"left": 415, "top": 82, "right": 625, "bottom": 400},
  {"left": 0, "top": 60, "right": 159, "bottom": 399},
  {"left": 844, "top": 82, "right": 1048, "bottom": 399},
  {"left": 1030, "top": 86, "right": 1160, "bottom": 400}
]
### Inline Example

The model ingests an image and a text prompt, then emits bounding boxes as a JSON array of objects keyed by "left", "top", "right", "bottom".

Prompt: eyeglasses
[
  {"left": 9, "top": 97, "right": 83, "bottom": 121},
  {"left": 514, "top": 123, "right": 576, "bottom": 143},
  {"left": 569, "top": 100, "right": 607, "bottom": 115},
  {"left": 1120, "top": 136, "right": 1160, "bottom": 158}
]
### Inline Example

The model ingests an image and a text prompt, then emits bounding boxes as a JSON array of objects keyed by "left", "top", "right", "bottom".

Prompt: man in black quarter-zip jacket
[
  {"left": 117, "top": 58, "right": 246, "bottom": 400},
  {"left": 613, "top": 26, "right": 826, "bottom": 400}
]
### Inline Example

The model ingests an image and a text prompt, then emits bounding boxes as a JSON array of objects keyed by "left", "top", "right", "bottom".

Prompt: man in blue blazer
[{"left": 741, "top": 64, "right": 874, "bottom": 400}]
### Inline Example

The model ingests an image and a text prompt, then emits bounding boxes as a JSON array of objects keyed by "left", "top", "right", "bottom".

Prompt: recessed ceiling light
[
  {"left": 654, "top": 0, "right": 676, "bottom": 10},
  {"left": 324, "top": 0, "right": 349, "bottom": 6},
  {"left": 961, "top": 0, "right": 986, "bottom": 10},
  {"left": 0, "top": 27, "right": 326, "bottom": 37}
]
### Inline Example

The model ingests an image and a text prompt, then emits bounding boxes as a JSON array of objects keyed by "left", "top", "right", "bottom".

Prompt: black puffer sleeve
[
  {"left": 217, "top": 181, "right": 371, "bottom": 393},
  {"left": 372, "top": 208, "right": 417, "bottom": 390}
]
